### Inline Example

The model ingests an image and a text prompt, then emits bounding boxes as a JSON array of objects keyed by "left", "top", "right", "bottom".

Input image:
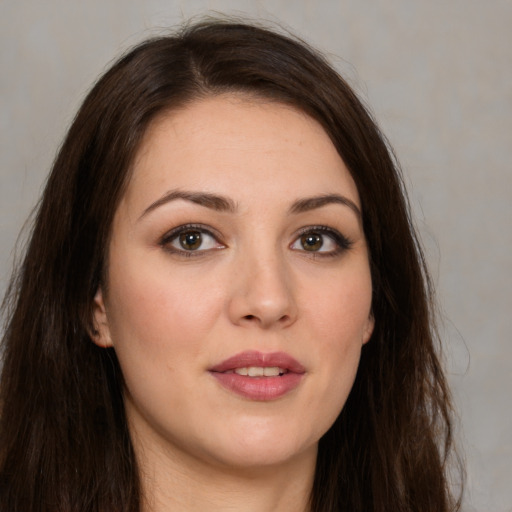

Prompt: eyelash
[
  {"left": 159, "top": 224, "right": 353, "bottom": 258},
  {"left": 160, "top": 224, "right": 224, "bottom": 258},
  {"left": 291, "top": 225, "right": 353, "bottom": 258}
]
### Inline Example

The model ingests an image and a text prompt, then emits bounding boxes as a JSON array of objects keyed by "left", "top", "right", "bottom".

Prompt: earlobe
[
  {"left": 362, "top": 314, "right": 375, "bottom": 344},
  {"left": 90, "top": 288, "right": 113, "bottom": 348}
]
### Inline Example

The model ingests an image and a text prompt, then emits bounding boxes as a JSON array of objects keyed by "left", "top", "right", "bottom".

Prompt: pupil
[
  {"left": 302, "top": 233, "right": 322, "bottom": 251},
  {"left": 180, "top": 231, "right": 202, "bottom": 250}
]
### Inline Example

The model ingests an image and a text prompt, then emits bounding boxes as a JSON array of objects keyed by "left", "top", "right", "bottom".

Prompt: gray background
[{"left": 1, "top": 1, "right": 510, "bottom": 510}]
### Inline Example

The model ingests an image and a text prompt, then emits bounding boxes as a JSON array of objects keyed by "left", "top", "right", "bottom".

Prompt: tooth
[
  {"left": 247, "top": 367, "right": 264, "bottom": 377},
  {"left": 233, "top": 366, "right": 287, "bottom": 377}
]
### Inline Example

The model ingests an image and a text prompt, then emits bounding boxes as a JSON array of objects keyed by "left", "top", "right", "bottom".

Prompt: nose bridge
[{"left": 227, "top": 234, "right": 297, "bottom": 328}]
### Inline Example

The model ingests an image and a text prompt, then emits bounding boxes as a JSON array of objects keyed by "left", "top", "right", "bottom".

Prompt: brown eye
[
  {"left": 163, "top": 226, "right": 223, "bottom": 254},
  {"left": 300, "top": 232, "right": 323, "bottom": 251},
  {"left": 179, "top": 231, "right": 202, "bottom": 250},
  {"left": 291, "top": 226, "right": 351, "bottom": 257}
]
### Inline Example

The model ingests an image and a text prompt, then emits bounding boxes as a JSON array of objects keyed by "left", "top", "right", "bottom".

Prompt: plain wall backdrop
[{"left": 1, "top": 1, "right": 511, "bottom": 510}]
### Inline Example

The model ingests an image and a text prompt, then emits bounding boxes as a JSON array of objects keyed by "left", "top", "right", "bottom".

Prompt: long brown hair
[{"left": 0, "top": 20, "right": 461, "bottom": 511}]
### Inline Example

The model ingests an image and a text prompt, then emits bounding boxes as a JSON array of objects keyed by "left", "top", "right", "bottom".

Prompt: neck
[{"left": 132, "top": 430, "right": 316, "bottom": 512}]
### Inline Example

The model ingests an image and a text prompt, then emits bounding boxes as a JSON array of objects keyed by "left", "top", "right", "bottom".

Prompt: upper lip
[{"left": 209, "top": 350, "right": 306, "bottom": 374}]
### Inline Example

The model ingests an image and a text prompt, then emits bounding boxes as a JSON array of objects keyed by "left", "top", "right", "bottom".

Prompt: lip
[{"left": 209, "top": 350, "right": 306, "bottom": 401}]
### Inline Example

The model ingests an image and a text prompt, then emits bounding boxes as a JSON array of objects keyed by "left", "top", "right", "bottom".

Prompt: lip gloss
[{"left": 209, "top": 351, "right": 305, "bottom": 401}]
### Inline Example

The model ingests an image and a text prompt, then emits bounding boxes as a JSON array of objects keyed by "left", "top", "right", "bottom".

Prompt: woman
[{"left": 0, "top": 20, "right": 461, "bottom": 511}]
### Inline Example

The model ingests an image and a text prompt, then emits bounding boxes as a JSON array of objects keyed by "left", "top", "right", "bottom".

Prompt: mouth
[
  {"left": 209, "top": 350, "right": 305, "bottom": 374},
  {"left": 224, "top": 366, "right": 289, "bottom": 377},
  {"left": 209, "top": 351, "right": 305, "bottom": 401}
]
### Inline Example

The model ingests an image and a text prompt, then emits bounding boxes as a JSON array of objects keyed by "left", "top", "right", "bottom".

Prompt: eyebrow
[
  {"left": 139, "top": 189, "right": 361, "bottom": 220},
  {"left": 139, "top": 190, "right": 237, "bottom": 220},
  {"left": 289, "top": 194, "right": 361, "bottom": 218}
]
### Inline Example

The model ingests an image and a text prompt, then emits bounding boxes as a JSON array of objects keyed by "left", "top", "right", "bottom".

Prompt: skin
[{"left": 92, "top": 95, "right": 374, "bottom": 512}]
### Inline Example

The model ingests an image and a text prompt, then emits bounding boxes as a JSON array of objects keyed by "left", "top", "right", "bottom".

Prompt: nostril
[{"left": 241, "top": 313, "right": 293, "bottom": 325}]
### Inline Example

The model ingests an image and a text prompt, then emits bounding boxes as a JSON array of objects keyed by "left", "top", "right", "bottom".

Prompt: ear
[
  {"left": 362, "top": 313, "right": 375, "bottom": 345},
  {"left": 90, "top": 288, "right": 113, "bottom": 348}
]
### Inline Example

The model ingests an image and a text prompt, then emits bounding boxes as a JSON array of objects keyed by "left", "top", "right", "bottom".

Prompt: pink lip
[{"left": 209, "top": 351, "right": 306, "bottom": 401}]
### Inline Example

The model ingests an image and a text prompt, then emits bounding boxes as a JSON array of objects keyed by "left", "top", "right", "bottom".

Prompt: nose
[{"left": 227, "top": 249, "right": 298, "bottom": 329}]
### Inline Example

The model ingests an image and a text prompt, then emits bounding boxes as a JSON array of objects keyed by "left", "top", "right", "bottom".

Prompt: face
[{"left": 93, "top": 95, "right": 374, "bottom": 472}]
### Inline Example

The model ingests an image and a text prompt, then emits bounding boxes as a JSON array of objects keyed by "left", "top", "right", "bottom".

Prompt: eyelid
[
  {"left": 160, "top": 223, "right": 225, "bottom": 255},
  {"left": 158, "top": 223, "right": 352, "bottom": 258},
  {"left": 290, "top": 225, "right": 353, "bottom": 255}
]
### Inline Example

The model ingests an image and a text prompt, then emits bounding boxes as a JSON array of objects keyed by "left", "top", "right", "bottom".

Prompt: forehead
[{"left": 123, "top": 94, "right": 360, "bottom": 212}]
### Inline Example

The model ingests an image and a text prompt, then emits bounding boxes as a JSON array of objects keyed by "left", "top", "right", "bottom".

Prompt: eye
[
  {"left": 176, "top": 230, "right": 206, "bottom": 251},
  {"left": 161, "top": 224, "right": 224, "bottom": 255},
  {"left": 299, "top": 232, "right": 329, "bottom": 252},
  {"left": 290, "top": 227, "right": 352, "bottom": 256}
]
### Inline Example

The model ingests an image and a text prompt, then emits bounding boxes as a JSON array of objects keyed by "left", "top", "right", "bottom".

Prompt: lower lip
[{"left": 210, "top": 372, "right": 303, "bottom": 401}]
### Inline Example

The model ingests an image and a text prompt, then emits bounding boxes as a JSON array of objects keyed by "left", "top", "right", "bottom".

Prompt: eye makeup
[
  {"left": 159, "top": 221, "right": 353, "bottom": 260},
  {"left": 159, "top": 223, "right": 225, "bottom": 257},
  {"left": 290, "top": 225, "right": 353, "bottom": 258}
]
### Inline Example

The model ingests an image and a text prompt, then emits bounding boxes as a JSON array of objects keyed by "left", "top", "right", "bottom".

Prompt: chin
[
  {"left": 197, "top": 417, "right": 320, "bottom": 472},
  {"left": 207, "top": 442, "right": 316, "bottom": 474}
]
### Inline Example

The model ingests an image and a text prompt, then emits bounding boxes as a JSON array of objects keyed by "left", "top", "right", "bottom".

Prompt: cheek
[
  {"left": 105, "top": 257, "right": 224, "bottom": 364},
  {"left": 300, "top": 265, "right": 372, "bottom": 419},
  {"left": 304, "top": 264, "right": 373, "bottom": 345}
]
